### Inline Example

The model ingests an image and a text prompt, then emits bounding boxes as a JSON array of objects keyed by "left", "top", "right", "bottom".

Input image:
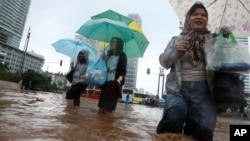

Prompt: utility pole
[
  {"left": 20, "top": 27, "right": 31, "bottom": 73},
  {"left": 157, "top": 67, "right": 165, "bottom": 98},
  {"left": 147, "top": 67, "right": 165, "bottom": 98}
]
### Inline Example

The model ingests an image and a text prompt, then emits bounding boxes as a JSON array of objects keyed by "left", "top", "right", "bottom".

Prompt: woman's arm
[
  {"left": 116, "top": 52, "right": 127, "bottom": 84},
  {"left": 159, "top": 36, "right": 183, "bottom": 69}
]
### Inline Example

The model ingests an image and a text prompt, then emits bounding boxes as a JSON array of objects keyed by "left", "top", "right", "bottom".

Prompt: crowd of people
[
  {"left": 66, "top": 37, "right": 127, "bottom": 114},
  {"left": 64, "top": 2, "right": 249, "bottom": 141}
]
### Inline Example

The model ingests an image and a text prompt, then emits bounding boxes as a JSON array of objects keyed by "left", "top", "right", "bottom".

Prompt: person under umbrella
[
  {"left": 66, "top": 50, "right": 89, "bottom": 108},
  {"left": 156, "top": 3, "right": 217, "bottom": 141},
  {"left": 76, "top": 18, "right": 149, "bottom": 58},
  {"left": 98, "top": 37, "right": 127, "bottom": 114},
  {"left": 52, "top": 38, "right": 97, "bottom": 61},
  {"left": 90, "top": 9, "right": 150, "bottom": 58}
]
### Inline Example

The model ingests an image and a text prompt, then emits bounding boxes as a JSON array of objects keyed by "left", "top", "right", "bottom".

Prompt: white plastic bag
[{"left": 205, "top": 28, "right": 250, "bottom": 72}]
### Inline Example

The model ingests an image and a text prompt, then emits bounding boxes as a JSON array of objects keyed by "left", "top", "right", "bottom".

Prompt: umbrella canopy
[
  {"left": 90, "top": 10, "right": 149, "bottom": 58},
  {"left": 76, "top": 18, "right": 134, "bottom": 43},
  {"left": 52, "top": 38, "right": 98, "bottom": 60},
  {"left": 169, "top": 0, "right": 250, "bottom": 37},
  {"left": 126, "top": 21, "right": 149, "bottom": 58},
  {"left": 91, "top": 9, "right": 145, "bottom": 34},
  {"left": 102, "top": 29, "right": 149, "bottom": 58},
  {"left": 124, "top": 31, "right": 149, "bottom": 58},
  {"left": 128, "top": 20, "right": 145, "bottom": 35},
  {"left": 91, "top": 9, "right": 133, "bottom": 25}
]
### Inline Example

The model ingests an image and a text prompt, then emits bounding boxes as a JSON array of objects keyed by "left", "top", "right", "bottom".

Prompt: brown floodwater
[{"left": 0, "top": 89, "right": 249, "bottom": 141}]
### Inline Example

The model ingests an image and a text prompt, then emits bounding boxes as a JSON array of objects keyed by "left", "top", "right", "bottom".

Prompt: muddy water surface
[{"left": 0, "top": 90, "right": 249, "bottom": 141}]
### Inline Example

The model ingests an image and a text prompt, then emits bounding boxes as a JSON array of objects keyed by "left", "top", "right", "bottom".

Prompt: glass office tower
[
  {"left": 238, "top": 37, "right": 250, "bottom": 96},
  {"left": 0, "top": 0, "right": 44, "bottom": 73},
  {"left": 0, "top": 0, "right": 31, "bottom": 48}
]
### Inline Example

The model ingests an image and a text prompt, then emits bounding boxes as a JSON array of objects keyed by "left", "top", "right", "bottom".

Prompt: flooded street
[{"left": 0, "top": 90, "right": 249, "bottom": 141}]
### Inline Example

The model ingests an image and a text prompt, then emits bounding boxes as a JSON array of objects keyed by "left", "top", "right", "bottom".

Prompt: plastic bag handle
[{"left": 217, "top": 26, "right": 237, "bottom": 46}]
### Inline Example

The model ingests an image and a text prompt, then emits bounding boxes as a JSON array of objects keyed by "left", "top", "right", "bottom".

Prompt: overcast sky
[{"left": 19, "top": 0, "right": 250, "bottom": 94}]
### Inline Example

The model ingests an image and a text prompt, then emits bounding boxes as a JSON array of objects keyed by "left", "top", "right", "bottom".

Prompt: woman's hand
[
  {"left": 117, "top": 76, "right": 123, "bottom": 84},
  {"left": 117, "top": 79, "right": 121, "bottom": 84},
  {"left": 176, "top": 40, "right": 189, "bottom": 51},
  {"left": 70, "top": 61, "right": 74, "bottom": 68},
  {"left": 83, "top": 75, "right": 87, "bottom": 80},
  {"left": 221, "top": 29, "right": 229, "bottom": 38}
]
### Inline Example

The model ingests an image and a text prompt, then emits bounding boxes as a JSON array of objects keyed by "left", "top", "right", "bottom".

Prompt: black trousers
[
  {"left": 239, "top": 100, "right": 247, "bottom": 113},
  {"left": 66, "top": 83, "right": 87, "bottom": 106}
]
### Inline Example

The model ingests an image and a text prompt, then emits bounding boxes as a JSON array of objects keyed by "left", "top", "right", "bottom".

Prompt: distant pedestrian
[
  {"left": 125, "top": 94, "right": 130, "bottom": 104},
  {"left": 239, "top": 100, "right": 248, "bottom": 119}
]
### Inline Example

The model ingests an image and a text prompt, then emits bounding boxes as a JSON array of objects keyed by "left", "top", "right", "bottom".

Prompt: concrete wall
[{"left": 0, "top": 80, "right": 22, "bottom": 92}]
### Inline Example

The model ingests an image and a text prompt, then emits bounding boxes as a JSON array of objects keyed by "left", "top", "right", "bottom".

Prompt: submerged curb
[{"left": 0, "top": 80, "right": 22, "bottom": 92}]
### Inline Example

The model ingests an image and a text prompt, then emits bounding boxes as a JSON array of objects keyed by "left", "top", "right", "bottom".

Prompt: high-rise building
[
  {"left": 238, "top": 37, "right": 250, "bottom": 96},
  {"left": 0, "top": 0, "right": 31, "bottom": 48},
  {"left": 124, "top": 58, "right": 138, "bottom": 89},
  {"left": 0, "top": 0, "right": 44, "bottom": 73},
  {"left": 124, "top": 14, "right": 142, "bottom": 90}
]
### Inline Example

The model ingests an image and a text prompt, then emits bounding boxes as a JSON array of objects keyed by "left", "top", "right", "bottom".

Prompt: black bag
[
  {"left": 213, "top": 71, "right": 245, "bottom": 107},
  {"left": 66, "top": 69, "right": 75, "bottom": 83}
]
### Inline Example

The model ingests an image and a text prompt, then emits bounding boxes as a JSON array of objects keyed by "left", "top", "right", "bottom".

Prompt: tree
[
  {"left": 21, "top": 71, "right": 56, "bottom": 91},
  {"left": 0, "top": 62, "right": 9, "bottom": 71}
]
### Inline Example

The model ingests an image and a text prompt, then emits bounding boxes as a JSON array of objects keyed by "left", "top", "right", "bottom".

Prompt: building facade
[
  {"left": 0, "top": 44, "right": 44, "bottom": 73},
  {"left": 0, "top": 0, "right": 31, "bottom": 48},
  {"left": 238, "top": 37, "right": 250, "bottom": 96},
  {"left": 124, "top": 58, "right": 138, "bottom": 89},
  {"left": 0, "top": 0, "right": 44, "bottom": 73}
]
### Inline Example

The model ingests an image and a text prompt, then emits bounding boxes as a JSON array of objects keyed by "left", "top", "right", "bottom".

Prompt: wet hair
[
  {"left": 189, "top": 2, "right": 208, "bottom": 18},
  {"left": 110, "top": 37, "right": 124, "bottom": 55},
  {"left": 77, "top": 51, "right": 88, "bottom": 64}
]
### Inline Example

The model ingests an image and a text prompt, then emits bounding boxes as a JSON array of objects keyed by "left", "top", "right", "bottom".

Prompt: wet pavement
[{"left": 0, "top": 89, "right": 249, "bottom": 141}]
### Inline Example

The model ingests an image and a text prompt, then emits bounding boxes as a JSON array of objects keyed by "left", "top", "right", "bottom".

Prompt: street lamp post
[
  {"left": 147, "top": 68, "right": 165, "bottom": 98},
  {"left": 20, "top": 27, "right": 31, "bottom": 73},
  {"left": 157, "top": 67, "right": 165, "bottom": 98}
]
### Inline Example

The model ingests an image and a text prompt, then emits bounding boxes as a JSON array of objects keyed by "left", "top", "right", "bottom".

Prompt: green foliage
[
  {"left": 0, "top": 68, "right": 65, "bottom": 92},
  {"left": 21, "top": 71, "right": 58, "bottom": 91},
  {"left": 0, "top": 62, "right": 9, "bottom": 71},
  {"left": 63, "top": 86, "right": 71, "bottom": 91},
  {"left": 0, "top": 70, "right": 22, "bottom": 83},
  {"left": 229, "top": 105, "right": 239, "bottom": 112},
  {"left": 57, "top": 81, "right": 63, "bottom": 87}
]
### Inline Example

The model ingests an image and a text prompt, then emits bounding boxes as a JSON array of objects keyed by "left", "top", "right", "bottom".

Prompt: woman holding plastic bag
[
  {"left": 97, "top": 37, "right": 127, "bottom": 114},
  {"left": 156, "top": 3, "right": 217, "bottom": 140}
]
